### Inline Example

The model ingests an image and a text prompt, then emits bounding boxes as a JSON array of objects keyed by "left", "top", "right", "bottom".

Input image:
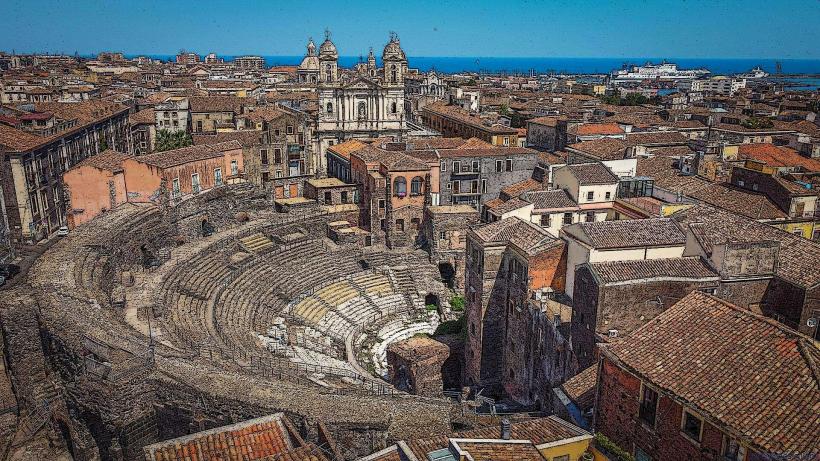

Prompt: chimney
[{"left": 500, "top": 418, "right": 511, "bottom": 440}]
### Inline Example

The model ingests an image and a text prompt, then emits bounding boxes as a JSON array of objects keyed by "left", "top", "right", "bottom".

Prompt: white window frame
[
  {"left": 171, "top": 177, "right": 180, "bottom": 198},
  {"left": 214, "top": 168, "right": 223, "bottom": 187},
  {"left": 191, "top": 173, "right": 201, "bottom": 194},
  {"left": 230, "top": 160, "right": 238, "bottom": 176}
]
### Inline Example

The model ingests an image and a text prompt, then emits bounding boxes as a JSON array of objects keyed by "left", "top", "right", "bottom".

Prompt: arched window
[
  {"left": 391, "top": 101, "right": 397, "bottom": 114},
  {"left": 410, "top": 176, "right": 423, "bottom": 195},
  {"left": 390, "top": 64, "right": 397, "bottom": 83},
  {"left": 326, "top": 102, "right": 333, "bottom": 114},
  {"left": 430, "top": 83, "right": 437, "bottom": 95},
  {"left": 393, "top": 176, "right": 407, "bottom": 197},
  {"left": 325, "top": 64, "right": 332, "bottom": 82},
  {"left": 357, "top": 101, "right": 367, "bottom": 120}
]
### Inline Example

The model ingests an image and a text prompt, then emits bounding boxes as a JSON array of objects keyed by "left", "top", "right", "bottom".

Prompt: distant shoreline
[{"left": 114, "top": 54, "right": 820, "bottom": 76}]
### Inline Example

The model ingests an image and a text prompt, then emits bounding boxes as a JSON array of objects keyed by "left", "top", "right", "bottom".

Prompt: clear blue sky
[{"left": 2, "top": 0, "right": 819, "bottom": 59}]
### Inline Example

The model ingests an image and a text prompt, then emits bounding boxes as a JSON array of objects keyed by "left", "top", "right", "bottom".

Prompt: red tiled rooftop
[
  {"left": 604, "top": 291, "right": 820, "bottom": 457},
  {"left": 143, "top": 413, "right": 299, "bottom": 461},
  {"left": 575, "top": 122, "right": 624, "bottom": 136},
  {"left": 737, "top": 143, "right": 820, "bottom": 172}
]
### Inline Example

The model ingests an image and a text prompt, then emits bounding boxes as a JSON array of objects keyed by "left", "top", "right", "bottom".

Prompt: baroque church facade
[{"left": 298, "top": 32, "right": 409, "bottom": 162}]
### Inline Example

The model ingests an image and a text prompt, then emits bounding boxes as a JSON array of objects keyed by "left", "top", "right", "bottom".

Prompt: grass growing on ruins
[
  {"left": 449, "top": 294, "right": 465, "bottom": 312},
  {"left": 434, "top": 315, "right": 466, "bottom": 340}
]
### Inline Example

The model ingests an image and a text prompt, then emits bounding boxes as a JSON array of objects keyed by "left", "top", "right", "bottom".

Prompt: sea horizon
[{"left": 108, "top": 54, "right": 820, "bottom": 76}]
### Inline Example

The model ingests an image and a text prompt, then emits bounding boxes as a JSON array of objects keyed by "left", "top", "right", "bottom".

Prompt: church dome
[
  {"left": 382, "top": 33, "right": 406, "bottom": 61},
  {"left": 319, "top": 39, "right": 338, "bottom": 59},
  {"left": 299, "top": 55, "right": 319, "bottom": 71}
]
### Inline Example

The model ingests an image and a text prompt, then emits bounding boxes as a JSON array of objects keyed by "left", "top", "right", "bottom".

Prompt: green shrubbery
[
  {"left": 449, "top": 294, "right": 465, "bottom": 312},
  {"left": 594, "top": 433, "right": 635, "bottom": 461},
  {"left": 434, "top": 315, "right": 466, "bottom": 340},
  {"left": 155, "top": 129, "right": 193, "bottom": 152},
  {"left": 740, "top": 117, "right": 774, "bottom": 129}
]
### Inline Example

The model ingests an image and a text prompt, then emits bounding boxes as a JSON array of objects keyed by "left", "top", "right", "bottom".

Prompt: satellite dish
[{"left": 808, "top": 318, "right": 818, "bottom": 328}]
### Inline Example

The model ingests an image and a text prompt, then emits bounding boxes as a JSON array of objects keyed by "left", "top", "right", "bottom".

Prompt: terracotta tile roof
[
  {"left": 664, "top": 119, "right": 706, "bottom": 129},
  {"left": 603, "top": 113, "right": 666, "bottom": 128},
  {"left": 772, "top": 119, "right": 820, "bottom": 138},
  {"left": 244, "top": 107, "right": 287, "bottom": 123},
  {"left": 143, "top": 413, "right": 297, "bottom": 461},
  {"left": 19, "top": 111, "right": 53, "bottom": 121},
  {"left": 129, "top": 108, "right": 155, "bottom": 125},
  {"left": 72, "top": 149, "right": 131, "bottom": 172},
  {"left": 189, "top": 95, "right": 248, "bottom": 113},
  {"left": 737, "top": 143, "right": 820, "bottom": 172},
  {"left": 424, "top": 101, "right": 517, "bottom": 134},
  {"left": 0, "top": 123, "right": 45, "bottom": 151},
  {"left": 1, "top": 101, "right": 129, "bottom": 153},
  {"left": 672, "top": 204, "right": 820, "bottom": 288},
  {"left": 604, "top": 291, "right": 820, "bottom": 457},
  {"left": 358, "top": 445, "right": 402, "bottom": 461},
  {"left": 561, "top": 365, "right": 598, "bottom": 410},
  {"left": 624, "top": 131, "right": 689, "bottom": 146},
  {"left": 453, "top": 441, "right": 545, "bottom": 460},
  {"left": 459, "top": 137, "right": 495, "bottom": 149},
  {"left": 486, "top": 197, "right": 531, "bottom": 216},
  {"left": 713, "top": 122, "right": 794, "bottom": 134},
  {"left": 327, "top": 139, "right": 367, "bottom": 160},
  {"left": 402, "top": 416, "right": 589, "bottom": 460},
  {"left": 527, "top": 116, "right": 564, "bottom": 127},
  {"left": 404, "top": 137, "right": 468, "bottom": 150},
  {"left": 588, "top": 256, "right": 718, "bottom": 284},
  {"left": 35, "top": 100, "right": 127, "bottom": 125},
  {"left": 637, "top": 157, "right": 788, "bottom": 220},
  {"left": 524, "top": 189, "right": 577, "bottom": 210},
  {"left": 538, "top": 151, "right": 567, "bottom": 165},
  {"left": 267, "top": 443, "right": 329, "bottom": 461},
  {"left": 567, "top": 138, "right": 627, "bottom": 160},
  {"left": 471, "top": 217, "right": 556, "bottom": 255},
  {"left": 501, "top": 178, "right": 542, "bottom": 198},
  {"left": 564, "top": 218, "right": 686, "bottom": 249},
  {"left": 138, "top": 140, "right": 241, "bottom": 169},
  {"left": 575, "top": 122, "right": 624, "bottom": 136},
  {"left": 562, "top": 163, "right": 619, "bottom": 185},
  {"left": 352, "top": 145, "right": 429, "bottom": 172}
]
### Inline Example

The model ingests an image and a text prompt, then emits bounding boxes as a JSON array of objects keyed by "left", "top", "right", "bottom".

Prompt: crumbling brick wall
[{"left": 596, "top": 356, "right": 727, "bottom": 461}]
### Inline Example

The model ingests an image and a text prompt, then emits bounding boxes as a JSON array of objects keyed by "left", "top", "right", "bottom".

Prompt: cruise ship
[
  {"left": 738, "top": 66, "right": 769, "bottom": 79},
  {"left": 610, "top": 61, "right": 710, "bottom": 82}
]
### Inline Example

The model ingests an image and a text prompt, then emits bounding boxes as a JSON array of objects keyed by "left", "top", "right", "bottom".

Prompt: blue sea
[
  {"left": 125, "top": 55, "right": 820, "bottom": 76},
  {"left": 118, "top": 54, "right": 820, "bottom": 89}
]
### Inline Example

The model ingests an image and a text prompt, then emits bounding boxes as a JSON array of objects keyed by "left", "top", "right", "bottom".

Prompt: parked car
[{"left": 57, "top": 226, "right": 69, "bottom": 236}]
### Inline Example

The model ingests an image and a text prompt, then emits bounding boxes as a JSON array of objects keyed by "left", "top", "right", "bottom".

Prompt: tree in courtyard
[{"left": 155, "top": 129, "right": 193, "bottom": 152}]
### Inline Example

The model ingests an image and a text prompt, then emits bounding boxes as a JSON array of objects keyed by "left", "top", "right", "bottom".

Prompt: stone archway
[{"left": 425, "top": 293, "right": 439, "bottom": 308}]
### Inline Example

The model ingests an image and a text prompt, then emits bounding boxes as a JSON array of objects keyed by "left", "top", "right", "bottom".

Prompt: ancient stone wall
[
  {"left": 11, "top": 195, "right": 456, "bottom": 461},
  {"left": 464, "top": 238, "right": 506, "bottom": 392}
]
